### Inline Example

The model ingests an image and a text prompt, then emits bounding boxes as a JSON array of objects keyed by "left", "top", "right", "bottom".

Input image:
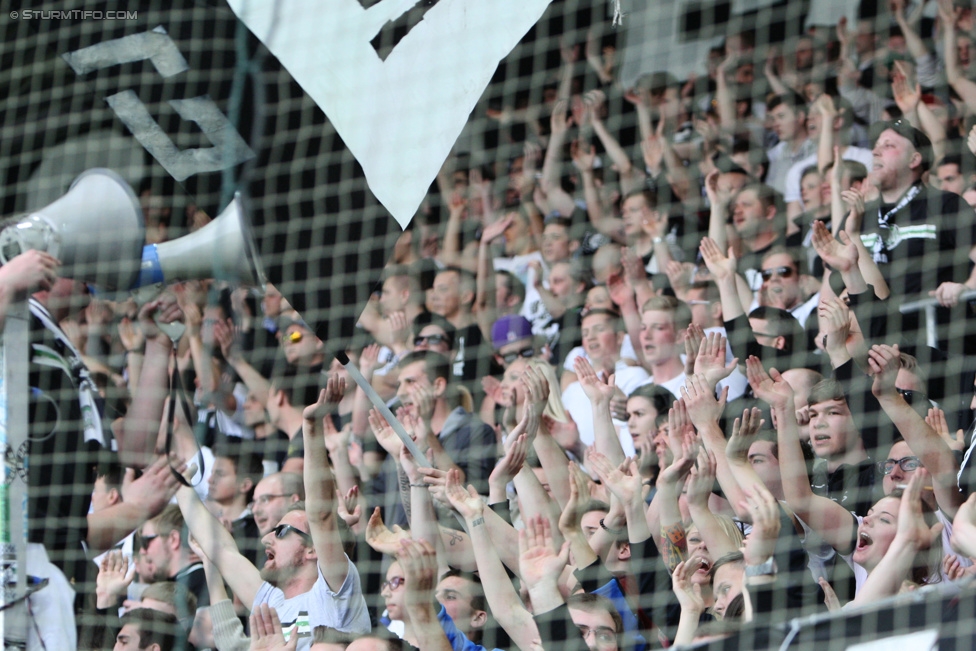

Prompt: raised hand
[
  {"left": 583, "top": 89, "right": 607, "bottom": 119},
  {"left": 249, "top": 603, "right": 298, "bottom": 651},
  {"left": 95, "top": 550, "right": 135, "bottom": 609},
  {"left": 482, "top": 215, "right": 515, "bottom": 245},
  {"left": 588, "top": 452, "right": 642, "bottom": 507},
  {"left": 359, "top": 343, "right": 381, "bottom": 377},
  {"left": 684, "top": 447, "right": 716, "bottom": 510},
  {"left": 444, "top": 468, "right": 486, "bottom": 523},
  {"left": 303, "top": 378, "right": 345, "bottom": 430},
  {"left": 866, "top": 343, "right": 900, "bottom": 399},
  {"left": 542, "top": 413, "right": 580, "bottom": 452},
  {"left": 521, "top": 365, "right": 550, "bottom": 422},
  {"left": 811, "top": 221, "right": 858, "bottom": 273},
  {"left": 550, "top": 99, "right": 574, "bottom": 137},
  {"left": 745, "top": 357, "right": 794, "bottom": 411},
  {"left": 840, "top": 186, "right": 866, "bottom": 234},
  {"left": 608, "top": 273, "right": 636, "bottom": 310},
  {"left": 891, "top": 60, "right": 921, "bottom": 115},
  {"left": 417, "top": 465, "right": 451, "bottom": 507},
  {"left": 397, "top": 538, "right": 439, "bottom": 610},
  {"left": 365, "top": 507, "right": 409, "bottom": 556},
  {"left": 925, "top": 407, "right": 966, "bottom": 452},
  {"left": 121, "top": 455, "right": 187, "bottom": 515},
  {"left": 573, "top": 356, "right": 616, "bottom": 405},
  {"left": 519, "top": 515, "right": 571, "bottom": 590},
  {"left": 693, "top": 333, "right": 737, "bottom": 390},
  {"left": 635, "top": 435, "right": 658, "bottom": 478},
  {"left": 570, "top": 138, "right": 597, "bottom": 172},
  {"left": 0, "top": 249, "right": 59, "bottom": 295},
  {"left": 657, "top": 427, "right": 698, "bottom": 489},
  {"left": 387, "top": 310, "right": 410, "bottom": 349},
  {"left": 664, "top": 260, "right": 693, "bottom": 294},
  {"left": 490, "top": 433, "right": 529, "bottom": 490},
  {"left": 699, "top": 237, "right": 737, "bottom": 280},
  {"left": 740, "top": 484, "right": 782, "bottom": 563},
  {"left": 138, "top": 291, "right": 184, "bottom": 343},
  {"left": 682, "top": 373, "right": 728, "bottom": 430},
  {"left": 896, "top": 470, "right": 943, "bottom": 551},
  {"left": 558, "top": 461, "right": 592, "bottom": 536},
  {"left": 336, "top": 486, "right": 362, "bottom": 528},
  {"left": 725, "top": 408, "right": 765, "bottom": 464},
  {"left": 818, "top": 296, "right": 852, "bottom": 352},
  {"left": 322, "top": 412, "right": 352, "bottom": 459},
  {"left": 117, "top": 316, "right": 145, "bottom": 353},
  {"left": 482, "top": 376, "right": 504, "bottom": 405},
  {"left": 398, "top": 412, "right": 431, "bottom": 482},
  {"left": 671, "top": 559, "right": 706, "bottom": 615},
  {"left": 213, "top": 317, "right": 241, "bottom": 361},
  {"left": 621, "top": 246, "right": 650, "bottom": 287},
  {"left": 368, "top": 409, "right": 403, "bottom": 458}
]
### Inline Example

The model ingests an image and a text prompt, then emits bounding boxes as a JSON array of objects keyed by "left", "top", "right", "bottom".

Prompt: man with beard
[
  {"left": 138, "top": 506, "right": 209, "bottom": 609},
  {"left": 175, "top": 376, "right": 369, "bottom": 649}
]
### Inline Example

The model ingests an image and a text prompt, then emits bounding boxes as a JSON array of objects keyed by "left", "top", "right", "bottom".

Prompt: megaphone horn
[
  {"left": 135, "top": 194, "right": 266, "bottom": 289},
  {"left": 0, "top": 169, "right": 145, "bottom": 292}
]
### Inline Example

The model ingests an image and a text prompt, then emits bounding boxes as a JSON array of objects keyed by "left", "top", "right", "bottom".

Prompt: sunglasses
[
  {"left": 382, "top": 576, "right": 405, "bottom": 591},
  {"left": 501, "top": 348, "right": 535, "bottom": 364},
  {"left": 760, "top": 266, "right": 796, "bottom": 281},
  {"left": 877, "top": 456, "right": 921, "bottom": 475},
  {"left": 273, "top": 523, "right": 312, "bottom": 543},
  {"left": 897, "top": 388, "right": 928, "bottom": 405},
  {"left": 414, "top": 334, "right": 447, "bottom": 347},
  {"left": 139, "top": 534, "right": 159, "bottom": 550}
]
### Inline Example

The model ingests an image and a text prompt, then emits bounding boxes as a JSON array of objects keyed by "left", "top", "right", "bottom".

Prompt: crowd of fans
[{"left": 8, "top": 1, "right": 976, "bottom": 649}]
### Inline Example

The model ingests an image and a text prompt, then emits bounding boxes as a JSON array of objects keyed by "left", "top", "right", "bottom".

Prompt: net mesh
[{"left": 0, "top": 0, "right": 975, "bottom": 649}]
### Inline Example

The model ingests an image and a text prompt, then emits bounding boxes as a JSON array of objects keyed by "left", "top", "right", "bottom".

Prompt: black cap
[{"left": 869, "top": 119, "right": 932, "bottom": 172}]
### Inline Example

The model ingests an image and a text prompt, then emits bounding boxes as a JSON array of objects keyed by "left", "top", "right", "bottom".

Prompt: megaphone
[
  {"left": 134, "top": 193, "right": 266, "bottom": 291},
  {"left": 0, "top": 168, "right": 145, "bottom": 292}
]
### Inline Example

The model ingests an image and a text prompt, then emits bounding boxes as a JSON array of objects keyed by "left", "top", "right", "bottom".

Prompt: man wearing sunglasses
[
  {"left": 755, "top": 248, "right": 819, "bottom": 350},
  {"left": 278, "top": 312, "right": 326, "bottom": 369},
  {"left": 175, "top": 377, "right": 370, "bottom": 649},
  {"left": 138, "top": 505, "right": 210, "bottom": 609},
  {"left": 491, "top": 315, "right": 543, "bottom": 367}
]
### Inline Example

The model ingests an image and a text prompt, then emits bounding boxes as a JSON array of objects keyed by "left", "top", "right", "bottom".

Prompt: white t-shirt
[
  {"left": 252, "top": 556, "right": 371, "bottom": 649},
  {"left": 518, "top": 265, "right": 560, "bottom": 343},
  {"left": 636, "top": 372, "right": 687, "bottom": 399}
]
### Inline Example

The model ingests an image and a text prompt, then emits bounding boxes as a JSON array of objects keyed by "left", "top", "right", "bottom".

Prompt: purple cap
[{"left": 491, "top": 315, "right": 534, "bottom": 349}]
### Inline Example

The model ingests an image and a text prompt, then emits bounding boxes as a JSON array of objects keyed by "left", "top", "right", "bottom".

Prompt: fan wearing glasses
[
  {"left": 754, "top": 248, "right": 819, "bottom": 347},
  {"left": 174, "top": 376, "right": 371, "bottom": 648},
  {"left": 138, "top": 505, "right": 210, "bottom": 608},
  {"left": 490, "top": 314, "right": 541, "bottom": 368},
  {"left": 410, "top": 313, "right": 456, "bottom": 358},
  {"left": 866, "top": 344, "right": 969, "bottom": 579}
]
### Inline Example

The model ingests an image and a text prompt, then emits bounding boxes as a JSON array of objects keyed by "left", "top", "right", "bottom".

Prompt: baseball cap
[
  {"left": 491, "top": 315, "right": 534, "bottom": 349},
  {"left": 869, "top": 119, "right": 932, "bottom": 172}
]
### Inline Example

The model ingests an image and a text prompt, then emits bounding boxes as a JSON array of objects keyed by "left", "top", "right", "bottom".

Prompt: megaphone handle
[
  {"left": 156, "top": 317, "right": 186, "bottom": 344},
  {"left": 335, "top": 351, "right": 431, "bottom": 468}
]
